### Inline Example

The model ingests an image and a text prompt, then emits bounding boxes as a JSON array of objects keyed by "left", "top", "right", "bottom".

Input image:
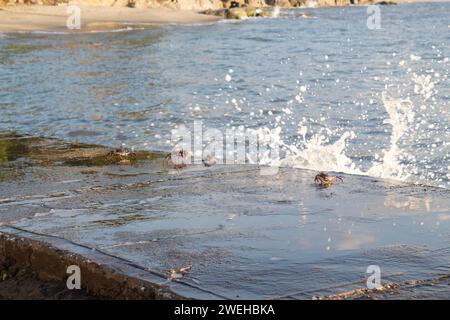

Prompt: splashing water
[
  {"left": 281, "top": 129, "right": 360, "bottom": 174},
  {"left": 367, "top": 94, "right": 415, "bottom": 181},
  {"left": 188, "top": 51, "right": 447, "bottom": 189},
  {"left": 271, "top": 6, "right": 280, "bottom": 18},
  {"left": 412, "top": 73, "right": 434, "bottom": 101},
  {"left": 1, "top": 5, "right": 449, "bottom": 190},
  {"left": 214, "top": 37, "right": 447, "bottom": 190},
  {"left": 251, "top": 90, "right": 431, "bottom": 186}
]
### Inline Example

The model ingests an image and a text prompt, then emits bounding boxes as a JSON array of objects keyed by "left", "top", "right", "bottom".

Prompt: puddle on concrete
[{"left": 1, "top": 133, "right": 450, "bottom": 299}]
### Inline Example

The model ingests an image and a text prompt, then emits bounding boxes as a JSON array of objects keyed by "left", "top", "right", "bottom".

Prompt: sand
[
  {"left": 0, "top": 5, "right": 220, "bottom": 32},
  {"left": 1, "top": 1, "right": 449, "bottom": 33}
]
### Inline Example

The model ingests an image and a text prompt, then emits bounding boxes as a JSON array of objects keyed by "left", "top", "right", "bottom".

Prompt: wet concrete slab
[
  {"left": 0, "top": 225, "right": 220, "bottom": 299},
  {"left": 1, "top": 133, "right": 450, "bottom": 299}
]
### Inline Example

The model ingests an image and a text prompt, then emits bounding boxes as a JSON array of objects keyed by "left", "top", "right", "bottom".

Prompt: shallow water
[{"left": 1, "top": 3, "right": 449, "bottom": 188}]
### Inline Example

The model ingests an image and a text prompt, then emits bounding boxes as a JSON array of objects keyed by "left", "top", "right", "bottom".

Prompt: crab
[
  {"left": 106, "top": 148, "right": 137, "bottom": 163},
  {"left": 314, "top": 172, "right": 343, "bottom": 187},
  {"left": 202, "top": 154, "right": 217, "bottom": 167},
  {"left": 165, "top": 147, "right": 190, "bottom": 170},
  {"left": 167, "top": 265, "right": 192, "bottom": 281}
]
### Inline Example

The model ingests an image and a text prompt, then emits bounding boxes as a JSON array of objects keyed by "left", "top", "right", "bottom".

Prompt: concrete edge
[{"left": 0, "top": 225, "right": 225, "bottom": 300}]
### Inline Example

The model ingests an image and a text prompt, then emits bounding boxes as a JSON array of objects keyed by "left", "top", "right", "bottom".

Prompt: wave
[
  {"left": 241, "top": 66, "right": 448, "bottom": 189},
  {"left": 247, "top": 93, "right": 414, "bottom": 180},
  {"left": 10, "top": 26, "right": 143, "bottom": 36}
]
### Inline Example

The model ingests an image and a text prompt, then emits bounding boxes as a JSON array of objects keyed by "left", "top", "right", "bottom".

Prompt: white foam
[
  {"left": 12, "top": 26, "right": 142, "bottom": 36},
  {"left": 412, "top": 73, "right": 434, "bottom": 100},
  {"left": 271, "top": 6, "right": 280, "bottom": 18},
  {"left": 367, "top": 94, "right": 415, "bottom": 181},
  {"left": 282, "top": 129, "right": 361, "bottom": 175},
  {"left": 253, "top": 91, "right": 427, "bottom": 186}
]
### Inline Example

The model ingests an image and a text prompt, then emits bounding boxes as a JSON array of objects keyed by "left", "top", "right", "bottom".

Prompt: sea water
[{"left": 0, "top": 3, "right": 449, "bottom": 189}]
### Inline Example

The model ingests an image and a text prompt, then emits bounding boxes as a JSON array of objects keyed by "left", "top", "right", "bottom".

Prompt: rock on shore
[
  {"left": 0, "top": 0, "right": 388, "bottom": 11},
  {"left": 202, "top": 0, "right": 386, "bottom": 19}
]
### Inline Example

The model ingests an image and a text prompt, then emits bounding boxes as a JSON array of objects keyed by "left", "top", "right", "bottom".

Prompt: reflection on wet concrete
[{"left": 1, "top": 133, "right": 450, "bottom": 299}]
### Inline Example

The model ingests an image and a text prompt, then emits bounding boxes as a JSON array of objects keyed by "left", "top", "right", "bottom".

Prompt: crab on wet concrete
[{"left": 314, "top": 172, "right": 343, "bottom": 188}]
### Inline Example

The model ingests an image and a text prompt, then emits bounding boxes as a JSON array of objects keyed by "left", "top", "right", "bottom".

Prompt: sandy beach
[
  {"left": 0, "top": 5, "right": 220, "bottom": 32},
  {"left": 0, "top": 1, "right": 449, "bottom": 33}
]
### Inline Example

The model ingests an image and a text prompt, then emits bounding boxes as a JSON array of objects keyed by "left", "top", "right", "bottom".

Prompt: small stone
[{"left": 91, "top": 114, "right": 103, "bottom": 121}]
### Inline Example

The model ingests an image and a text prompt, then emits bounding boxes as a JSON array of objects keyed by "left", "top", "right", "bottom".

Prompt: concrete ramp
[{"left": 1, "top": 134, "right": 450, "bottom": 299}]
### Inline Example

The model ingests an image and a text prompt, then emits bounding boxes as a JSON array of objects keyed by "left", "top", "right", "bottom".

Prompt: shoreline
[
  {"left": 0, "top": 5, "right": 221, "bottom": 33},
  {"left": 0, "top": 1, "right": 448, "bottom": 33}
]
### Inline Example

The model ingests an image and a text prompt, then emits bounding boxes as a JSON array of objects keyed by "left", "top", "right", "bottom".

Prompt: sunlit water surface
[{"left": 0, "top": 4, "right": 449, "bottom": 186}]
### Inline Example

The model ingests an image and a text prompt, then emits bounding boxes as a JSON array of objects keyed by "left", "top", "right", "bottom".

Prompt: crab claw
[{"left": 314, "top": 172, "right": 327, "bottom": 184}]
